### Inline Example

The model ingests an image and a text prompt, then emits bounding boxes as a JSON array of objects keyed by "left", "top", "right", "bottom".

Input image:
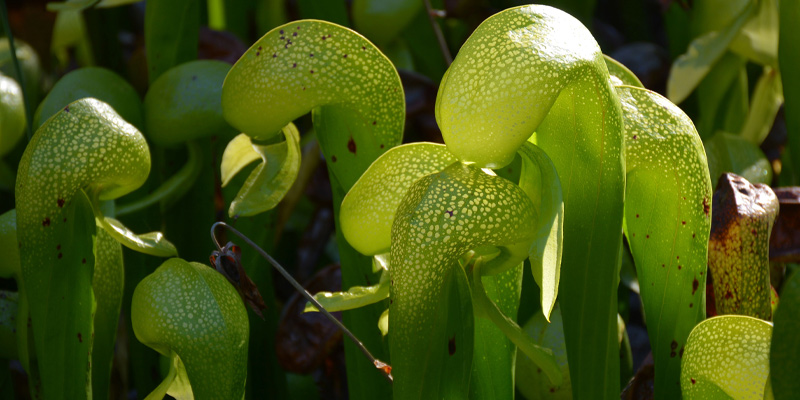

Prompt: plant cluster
[{"left": 0, "top": 1, "right": 798, "bottom": 400}]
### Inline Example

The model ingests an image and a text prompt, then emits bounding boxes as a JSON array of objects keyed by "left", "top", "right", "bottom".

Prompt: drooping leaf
[
  {"left": 708, "top": 173, "right": 777, "bottom": 320},
  {"left": 667, "top": 1, "right": 755, "bottom": 104},
  {"left": 705, "top": 132, "right": 772, "bottom": 188},
  {"left": 680, "top": 315, "right": 772, "bottom": 400},
  {"left": 303, "top": 271, "right": 389, "bottom": 313},
  {"left": 98, "top": 216, "right": 177, "bottom": 257},
  {"left": 225, "top": 122, "right": 301, "bottom": 217},
  {"left": 771, "top": 271, "right": 800, "bottom": 399},
  {"left": 220, "top": 133, "right": 262, "bottom": 187},
  {"left": 132, "top": 258, "right": 249, "bottom": 400},
  {"left": 617, "top": 85, "right": 712, "bottom": 399},
  {"left": 340, "top": 142, "right": 456, "bottom": 255},
  {"left": 222, "top": 20, "right": 405, "bottom": 191},
  {"left": 517, "top": 142, "right": 563, "bottom": 321},
  {"left": 515, "top": 304, "right": 571, "bottom": 400},
  {"left": 144, "top": 60, "right": 234, "bottom": 147},
  {"left": 436, "top": 7, "right": 626, "bottom": 397},
  {"left": 390, "top": 162, "right": 538, "bottom": 398},
  {"left": 740, "top": 67, "right": 783, "bottom": 145},
  {"left": 34, "top": 67, "right": 143, "bottom": 130}
]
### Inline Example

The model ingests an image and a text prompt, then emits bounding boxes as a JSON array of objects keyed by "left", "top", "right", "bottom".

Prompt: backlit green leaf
[
  {"left": 220, "top": 133, "right": 261, "bottom": 187},
  {"left": 517, "top": 142, "right": 563, "bottom": 321},
  {"left": 667, "top": 1, "right": 755, "bottom": 104},
  {"left": 438, "top": 8, "right": 626, "bottom": 397},
  {"left": 132, "top": 258, "right": 249, "bottom": 400},
  {"left": 618, "top": 85, "right": 712, "bottom": 399},
  {"left": 390, "top": 162, "right": 537, "bottom": 398},
  {"left": 304, "top": 271, "right": 389, "bottom": 313},
  {"left": 340, "top": 142, "right": 456, "bottom": 255},
  {"left": 740, "top": 67, "right": 782, "bottom": 145},
  {"left": 226, "top": 122, "right": 301, "bottom": 217},
  {"left": 222, "top": 19, "right": 405, "bottom": 190},
  {"left": 680, "top": 316, "right": 772, "bottom": 400},
  {"left": 98, "top": 216, "right": 177, "bottom": 257}
]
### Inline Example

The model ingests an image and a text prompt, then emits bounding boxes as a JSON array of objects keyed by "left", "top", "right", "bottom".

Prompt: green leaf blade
[
  {"left": 618, "top": 86, "right": 712, "bottom": 399},
  {"left": 91, "top": 228, "right": 124, "bottom": 400},
  {"left": 771, "top": 271, "right": 800, "bottom": 399},
  {"left": 667, "top": 2, "right": 755, "bottom": 104},
  {"left": 517, "top": 142, "right": 563, "bottom": 321}
]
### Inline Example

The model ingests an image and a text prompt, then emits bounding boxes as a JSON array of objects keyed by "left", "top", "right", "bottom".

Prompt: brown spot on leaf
[
  {"left": 691, "top": 378, "right": 696, "bottom": 384},
  {"left": 671, "top": 340, "right": 678, "bottom": 350},
  {"left": 57, "top": 253, "right": 62, "bottom": 259},
  {"left": 347, "top": 137, "right": 357, "bottom": 154},
  {"left": 703, "top": 197, "right": 710, "bottom": 216},
  {"left": 331, "top": 155, "right": 337, "bottom": 163},
  {"left": 57, "top": 198, "right": 65, "bottom": 208},
  {"left": 42, "top": 218, "right": 50, "bottom": 227},
  {"left": 82, "top": 258, "right": 86, "bottom": 264},
  {"left": 448, "top": 336, "right": 456, "bottom": 355},
  {"left": 78, "top": 333, "right": 82, "bottom": 343},
  {"left": 692, "top": 278, "right": 699, "bottom": 295}
]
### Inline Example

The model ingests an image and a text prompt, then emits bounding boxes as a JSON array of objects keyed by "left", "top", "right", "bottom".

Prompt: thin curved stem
[
  {"left": 423, "top": 0, "right": 452, "bottom": 65},
  {"left": 210, "top": 221, "right": 393, "bottom": 383}
]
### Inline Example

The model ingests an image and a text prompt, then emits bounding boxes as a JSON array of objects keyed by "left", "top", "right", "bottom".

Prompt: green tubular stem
[
  {"left": 116, "top": 140, "right": 202, "bottom": 217},
  {"left": 471, "top": 258, "right": 562, "bottom": 387},
  {"left": 210, "top": 221, "right": 393, "bottom": 383}
]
